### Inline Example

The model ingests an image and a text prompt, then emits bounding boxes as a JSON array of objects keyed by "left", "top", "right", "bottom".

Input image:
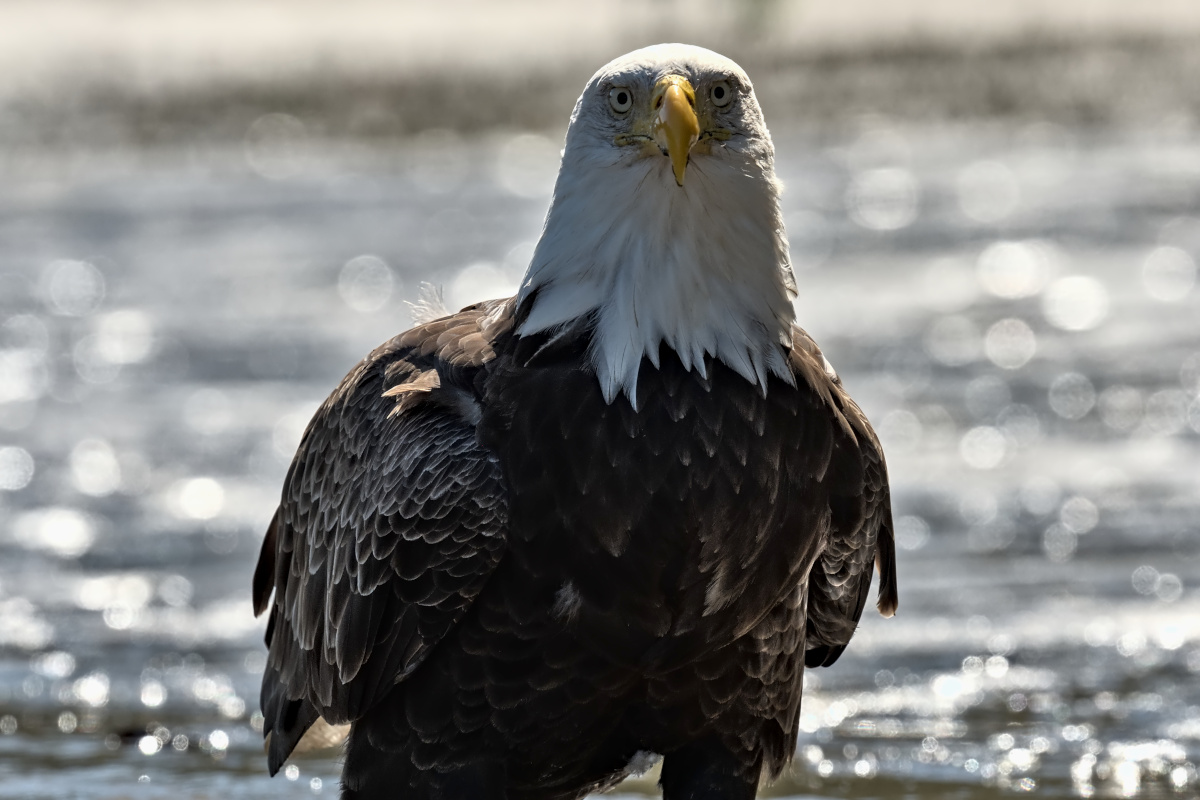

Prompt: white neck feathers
[{"left": 516, "top": 144, "right": 797, "bottom": 408}]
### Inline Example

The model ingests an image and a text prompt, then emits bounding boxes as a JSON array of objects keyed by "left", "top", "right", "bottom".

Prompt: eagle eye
[
  {"left": 710, "top": 80, "right": 734, "bottom": 108},
  {"left": 608, "top": 87, "right": 633, "bottom": 114}
]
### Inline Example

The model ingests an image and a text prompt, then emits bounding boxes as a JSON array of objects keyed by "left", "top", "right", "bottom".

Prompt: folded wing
[
  {"left": 787, "top": 327, "right": 899, "bottom": 669},
  {"left": 252, "top": 306, "right": 510, "bottom": 774}
]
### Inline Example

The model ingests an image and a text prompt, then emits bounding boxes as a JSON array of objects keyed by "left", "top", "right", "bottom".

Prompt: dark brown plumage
[{"left": 253, "top": 296, "right": 898, "bottom": 799}]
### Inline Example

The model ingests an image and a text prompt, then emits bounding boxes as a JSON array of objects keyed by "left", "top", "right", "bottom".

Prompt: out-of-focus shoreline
[{"left": 3, "top": 31, "right": 1200, "bottom": 153}]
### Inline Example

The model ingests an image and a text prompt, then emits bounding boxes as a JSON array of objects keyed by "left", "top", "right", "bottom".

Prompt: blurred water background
[{"left": 2, "top": 1, "right": 1200, "bottom": 798}]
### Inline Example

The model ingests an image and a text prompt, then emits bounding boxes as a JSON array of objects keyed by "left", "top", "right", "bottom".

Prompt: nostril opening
[{"left": 654, "top": 96, "right": 663, "bottom": 110}]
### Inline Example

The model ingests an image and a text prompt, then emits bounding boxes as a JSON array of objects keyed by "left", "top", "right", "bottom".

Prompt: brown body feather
[{"left": 254, "top": 298, "right": 897, "bottom": 797}]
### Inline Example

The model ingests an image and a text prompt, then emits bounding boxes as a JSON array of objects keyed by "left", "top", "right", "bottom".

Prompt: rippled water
[{"left": 1, "top": 123, "right": 1199, "bottom": 798}]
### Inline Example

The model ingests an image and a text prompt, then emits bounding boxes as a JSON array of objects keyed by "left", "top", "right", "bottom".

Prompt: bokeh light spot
[
  {"left": 176, "top": 477, "right": 225, "bottom": 521},
  {"left": 141, "top": 680, "right": 167, "bottom": 708},
  {"left": 94, "top": 310, "right": 156, "bottom": 364},
  {"left": 964, "top": 375, "right": 1011, "bottom": 419},
  {"left": 70, "top": 439, "right": 121, "bottom": 496},
  {"left": 32, "top": 651, "right": 75, "bottom": 679},
  {"left": 56, "top": 711, "right": 77, "bottom": 734},
  {"left": 158, "top": 574, "right": 194, "bottom": 608},
  {"left": 14, "top": 508, "right": 94, "bottom": 557},
  {"left": 0, "top": 446, "right": 35, "bottom": 491},
  {"left": 1180, "top": 352, "right": 1200, "bottom": 394},
  {"left": 448, "top": 262, "right": 519, "bottom": 311},
  {"left": 1042, "top": 275, "right": 1109, "bottom": 331},
  {"left": 977, "top": 241, "right": 1051, "bottom": 299},
  {"left": 495, "top": 133, "right": 559, "bottom": 198},
  {"left": 1131, "top": 565, "right": 1160, "bottom": 596},
  {"left": 924, "top": 316, "right": 980, "bottom": 366},
  {"left": 1142, "top": 246, "right": 1196, "bottom": 302},
  {"left": 1060, "top": 496, "right": 1099, "bottom": 534},
  {"left": 878, "top": 409, "right": 922, "bottom": 451},
  {"left": 184, "top": 389, "right": 233, "bottom": 435},
  {"left": 1043, "top": 524, "right": 1077, "bottom": 562},
  {"left": 984, "top": 318, "right": 1036, "bottom": 369},
  {"left": 894, "top": 516, "right": 930, "bottom": 551},
  {"left": 43, "top": 260, "right": 105, "bottom": 317},
  {"left": 846, "top": 168, "right": 919, "bottom": 231},
  {"left": 1099, "top": 386, "right": 1143, "bottom": 432},
  {"left": 0, "top": 349, "right": 48, "bottom": 406},
  {"left": 273, "top": 407, "right": 317, "bottom": 459},
  {"left": 73, "top": 335, "right": 121, "bottom": 384},
  {"left": 1, "top": 314, "right": 50, "bottom": 354},
  {"left": 72, "top": 673, "right": 110, "bottom": 707},
  {"left": 338, "top": 255, "right": 395, "bottom": 314},
  {"left": 960, "top": 426, "right": 1007, "bottom": 469},
  {"left": 998, "top": 403, "right": 1041, "bottom": 447},
  {"left": 1143, "top": 389, "right": 1188, "bottom": 435},
  {"left": 1155, "top": 574, "right": 1184, "bottom": 603},
  {"left": 208, "top": 729, "right": 229, "bottom": 752},
  {"left": 245, "top": 113, "right": 309, "bottom": 180},
  {"left": 1048, "top": 372, "right": 1096, "bottom": 420}
]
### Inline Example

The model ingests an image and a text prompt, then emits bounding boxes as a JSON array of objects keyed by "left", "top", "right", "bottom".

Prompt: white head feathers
[{"left": 516, "top": 43, "right": 797, "bottom": 408}]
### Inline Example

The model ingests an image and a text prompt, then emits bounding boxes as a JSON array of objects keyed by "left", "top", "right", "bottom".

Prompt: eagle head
[{"left": 517, "top": 44, "right": 798, "bottom": 408}]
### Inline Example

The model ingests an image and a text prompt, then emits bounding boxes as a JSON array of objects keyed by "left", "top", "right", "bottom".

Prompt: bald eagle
[{"left": 253, "top": 44, "right": 898, "bottom": 800}]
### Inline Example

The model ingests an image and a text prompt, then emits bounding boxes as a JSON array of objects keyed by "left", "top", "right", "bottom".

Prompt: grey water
[{"left": 1, "top": 122, "right": 1199, "bottom": 799}]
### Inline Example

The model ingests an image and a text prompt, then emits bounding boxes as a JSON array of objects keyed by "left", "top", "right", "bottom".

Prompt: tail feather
[
  {"left": 875, "top": 516, "right": 899, "bottom": 618},
  {"left": 261, "top": 664, "right": 320, "bottom": 775},
  {"left": 252, "top": 510, "right": 280, "bottom": 617}
]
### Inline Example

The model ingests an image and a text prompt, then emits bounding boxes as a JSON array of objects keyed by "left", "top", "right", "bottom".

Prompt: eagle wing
[
  {"left": 787, "top": 327, "right": 899, "bottom": 669},
  {"left": 252, "top": 302, "right": 513, "bottom": 774}
]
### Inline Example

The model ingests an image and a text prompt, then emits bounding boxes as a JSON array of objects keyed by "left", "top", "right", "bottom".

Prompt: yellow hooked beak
[{"left": 652, "top": 76, "right": 700, "bottom": 187}]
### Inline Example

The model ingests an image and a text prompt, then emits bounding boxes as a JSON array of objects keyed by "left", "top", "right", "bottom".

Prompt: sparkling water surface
[{"left": 1, "top": 123, "right": 1199, "bottom": 798}]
